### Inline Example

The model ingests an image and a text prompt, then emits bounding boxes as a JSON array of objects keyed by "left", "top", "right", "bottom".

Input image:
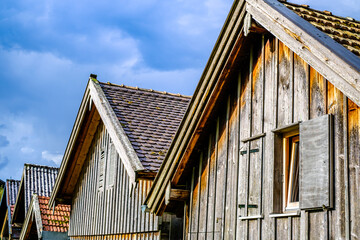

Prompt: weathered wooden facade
[
  {"left": 145, "top": 0, "right": 360, "bottom": 239},
  {"left": 0, "top": 179, "right": 20, "bottom": 240},
  {"left": 50, "top": 78, "right": 190, "bottom": 239}
]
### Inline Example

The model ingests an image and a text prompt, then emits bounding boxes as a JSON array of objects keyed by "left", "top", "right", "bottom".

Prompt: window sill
[
  {"left": 269, "top": 211, "right": 300, "bottom": 218},
  {"left": 238, "top": 214, "right": 264, "bottom": 220}
]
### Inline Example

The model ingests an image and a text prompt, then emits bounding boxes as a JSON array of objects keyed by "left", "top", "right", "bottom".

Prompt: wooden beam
[
  {"left": 145, "top": 0, "right": 247, "bottom": 213},
  {"left": 62, "top": 105, "right": 101, "bottom": 195},
  {"left": 135, "top": 171, "right": 157, "bottom": 181},
  {"left": 164, "top": 181, "right": 190, "bottom": 205}
]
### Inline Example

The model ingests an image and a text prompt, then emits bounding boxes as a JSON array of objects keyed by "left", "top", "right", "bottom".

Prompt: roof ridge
[
  {"left": 99, "top": 81, "right": 192, "bottom": 99},
  {"left": 24, "top": 163, "right": 59, "bottom": 170},
  {"left": 281, "top": 0, "right": 360, "bottom": 24}
]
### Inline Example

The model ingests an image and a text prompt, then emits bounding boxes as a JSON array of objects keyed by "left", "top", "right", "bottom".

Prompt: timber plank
[
  {"left": 327, "top": 82, "right": 346, "bottom": 239},
  {"left": 206, "top": 128, "right": 217, "bottom": 240},
  {"left": 348, "top": 100, "right": 360, "bottom": 239},
  {"left": 292, "top": 217, "right": 301, "bottom": 240},
  {"left": 224, "top": 87, "right": 239, "bottom": 240},
  {"left": 293, "top": 53, "right": 309, "bottom": 122},
  {"left": 262, "top": 36, "right": 277, "bottom": 240},
  {"left": 309, "top": 67, "right": 327, "bottom": 119},
  {"left": 309, "top": 212, "right": 326, "bottom": 239},
  {"left": 276, "top": 218, "right": 289, "bottom": 240},
  {"left": 277, "top": 41, "right": 293, "bottom": 127},
  {"left": 198, "top": 147, "right": 209, "bottom": 239}
]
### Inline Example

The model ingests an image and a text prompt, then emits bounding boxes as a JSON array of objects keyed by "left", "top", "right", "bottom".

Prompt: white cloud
[
  {"left": 41, "top": 151, "right": 63, "bottom": 165},
  {"left": 21, "top": 147, "right": 35, "bottom": 154}
]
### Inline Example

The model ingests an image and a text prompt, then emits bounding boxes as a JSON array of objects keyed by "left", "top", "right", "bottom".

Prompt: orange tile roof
[
  {"left": 38, "top": 196, "right": 70, "bottom": 232},
  {"left": 10, "top": 205, "right": 15, "bottom": 216}
]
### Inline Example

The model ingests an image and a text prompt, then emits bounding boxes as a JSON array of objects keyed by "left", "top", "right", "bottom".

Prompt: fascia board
[
  {"left": 145, "top": 0, "right": 246, "bottom": 211},
  {"left": 246, "top": 0, "right": 360, "bottom": 106},
  {"left": 49, "top": 82, "right": 92, "bottom": 208},
  {"left": 88, "top": 79, "right": 144, "bottom": 186}
]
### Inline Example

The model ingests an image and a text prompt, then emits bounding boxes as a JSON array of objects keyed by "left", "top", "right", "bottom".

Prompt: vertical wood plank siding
[
  {"left": 69, "top": 123, "right": 159, "bottom": 238},
  {"left": 185, "top": 36, "right": 359, "bottom": 239}
]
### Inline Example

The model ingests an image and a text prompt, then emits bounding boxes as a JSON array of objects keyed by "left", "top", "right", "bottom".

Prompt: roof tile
[
  {"left": 99, "top": 82, "right": 191, "bottom": 172},
  {"left": 282, "top": 1, "right": 360, "bottom": 56},
  {"left": 38, "top": 196, "right": 70, "bottom": 232}
]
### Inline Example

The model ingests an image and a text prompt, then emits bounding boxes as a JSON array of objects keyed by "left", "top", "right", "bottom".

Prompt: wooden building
[
  {"left": 11, "top": 164, "right": 59, "bottom": 239},
  {"left": 49, "top": 78, "right": 190, "bottom": 239},
  {"left": 0, "top": 179, "right": 20, "bottom": 239},
  {"left": 145, "top": 0, "right": 360, "bottom": 239},
  {"left": 19, "top": 195, "right": 70, "bottom": 240}
]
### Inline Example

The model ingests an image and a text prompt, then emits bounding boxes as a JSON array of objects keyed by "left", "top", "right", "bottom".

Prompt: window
[
  {"left": 283, "top": 134, "right": 299, "bottom": 211},
  {"left": 272, "top": 114, "right": 333, "bottom": 215}
]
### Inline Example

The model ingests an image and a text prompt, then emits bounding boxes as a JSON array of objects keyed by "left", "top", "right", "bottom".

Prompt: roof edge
[
  {"left": 19, "top": 194, "right": 42, "bottom": 240},
  {"left": 50, "top": 77, "right": 145, "bottom": 207},
  {"left": 145, "top": 0, "right": 246, "bottom": 212},
  {"left": 246, "top": 0, "right": 360, "bottom": 105},
  {"left": 89, "top": 79, "right": 144, "bottom": 180},
  {"left": 49, "top": 81, "right": 92, "bottom": 208}
]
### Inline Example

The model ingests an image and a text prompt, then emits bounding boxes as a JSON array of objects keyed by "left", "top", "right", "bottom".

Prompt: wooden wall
[
  {"left": 69, "top": 122, "right": 160, "bottom": 239},
  {"left": 184, "top": 35, "right": 360, "bottom": 239}
]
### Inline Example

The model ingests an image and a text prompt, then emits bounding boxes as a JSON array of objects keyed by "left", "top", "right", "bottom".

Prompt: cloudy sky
[{"left": 0, "top": 0, "right": 358, "bottom": 180}]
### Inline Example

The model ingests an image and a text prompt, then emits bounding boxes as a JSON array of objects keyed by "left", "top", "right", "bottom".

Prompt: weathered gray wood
[
  {"left": 299, "top": 114, "right": 333, "bottom": 209},
  {"left": 188, "top": 167, "right": 195, "bottom": 240},
  {"left": 221, "top": 96, "right": 230, "bottom": 240},
  {"left": 277, "top": 41, "right": 293, "bottom": 127},
  {"left": 214, "top": 114, "right": 227, "bottom": 240},
  {"left": 68, "top": 124, "right": 159, "bottom": 238},
  {"left": 327, "top": 83, "right": 346, "bottom": 239},
  {"left": 262, "top": 36, "right": 277, "bottom": 240},
  {"left": 246, "top": 0, "right": 360, "bottom": 106},
  {"left": 198, "top": 139, "right": 209, "bottom": 240},
  {"left": 145, "top": 0, "right": 247, "bottom": 212},
  {"left": 293, "top": 54, "right": 310, "bottom": 122},
  {"left": 309, "top": 68, "right": 327, "bottom": 119},
  {"left": 347, "top": 99, "right": 359, "bottom": 239}
]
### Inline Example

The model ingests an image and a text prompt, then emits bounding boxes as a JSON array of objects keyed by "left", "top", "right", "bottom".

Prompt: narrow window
[{"left": 283, "top": 134, "right": 299, "bottom": 210}]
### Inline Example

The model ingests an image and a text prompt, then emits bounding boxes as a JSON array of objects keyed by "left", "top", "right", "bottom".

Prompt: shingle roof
[
  {"left": 99, "top": 82, "right": 191, "bottom": 172},
  {"left": 282, "top": 1, "right": 360, "bottom": 56},
  {"left": 23, "top": 164, "right": 58, "bottom": 212},
  {"left": 6, "top": 179, "right": 20, "bottom": 207},
  {"left": 38, "top": 196, "right": 70, "bottom": 232}
]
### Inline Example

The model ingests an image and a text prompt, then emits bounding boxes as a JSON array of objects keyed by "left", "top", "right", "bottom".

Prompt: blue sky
[{"left": 0, "top": 0, "right": 359, "bottom": 180}]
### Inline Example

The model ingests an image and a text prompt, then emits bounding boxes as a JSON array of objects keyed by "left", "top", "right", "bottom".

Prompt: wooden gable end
[
  {"left": 50, "top": 78, "right": 144, "bottom": 207},
  {"left": 68, "top": 121, "right": 161, "bottom": 238},
  {"left": 172, "top": 28, "right": 360, "bottom": 239}
]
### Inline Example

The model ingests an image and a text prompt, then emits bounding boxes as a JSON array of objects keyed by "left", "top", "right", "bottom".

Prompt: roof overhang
[
  {"left": 49, "top": 78, "right": 144, "bottom": 207},
  {"left": 145, "top": 0, "right": 360, "bottom": 214},
  {"left": 12, "top": 171, "right": 25, "bottom": 225},
  {"left": 19, "top": 194, "right": 42, "bottom": 240}
]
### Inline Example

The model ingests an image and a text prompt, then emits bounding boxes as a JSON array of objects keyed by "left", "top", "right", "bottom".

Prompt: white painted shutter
[{"left": 299, "top": 114, "right": 333, "bottom": 210}]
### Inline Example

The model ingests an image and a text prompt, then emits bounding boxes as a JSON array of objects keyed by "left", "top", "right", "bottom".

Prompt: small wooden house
[
  {"left": 49, "top": 78, "right": 190, "bottom": 239},
  {"left": 19, "top": 195, "right": 70, "bottom": 240},
  {"left": 12, "top": 164, "right": 59, "bottom": 238},
  {"left": 145, "top": 0, "right": 360, "bottom": 239},
  {"left": 0, "top": 179, "right": 20, "bottom": 240}
]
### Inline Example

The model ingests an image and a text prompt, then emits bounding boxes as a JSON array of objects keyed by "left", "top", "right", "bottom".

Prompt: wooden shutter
[
  {"left": 106, "top": 142, "right": 117, "bottom": 188},
  {"left": 299, "top": 114, "right": 333, "bottom": 210}
]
